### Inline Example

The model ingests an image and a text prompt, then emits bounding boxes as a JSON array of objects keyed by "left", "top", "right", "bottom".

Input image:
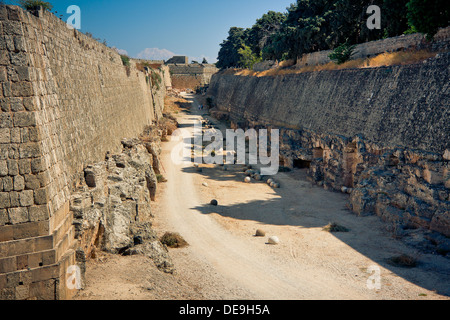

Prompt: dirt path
[
  {"left": 151, "top": 93, "right": 450, "bottom": 300},
  {"left": 76, "top": 93, "right": 449, "bottom": 300}
]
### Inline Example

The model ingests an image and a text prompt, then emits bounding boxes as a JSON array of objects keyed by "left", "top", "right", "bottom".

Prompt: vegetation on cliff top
[
  {"left": 216, "top": 0, "right": 449, "bottom": 69},
  {"left": 225, "top": 49, "right": 437, "bottom": 77},
  {"left": 18, "top": 0, "right": 53, "bottom": 11}
]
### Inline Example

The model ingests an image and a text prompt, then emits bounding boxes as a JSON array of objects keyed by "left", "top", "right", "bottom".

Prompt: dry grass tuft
[
  {"left": 323, "top": 222, "right": 350, "bottom": 233},
  {"left": 164, "top": 96, "right": 190, "bottom": 114},
  {"left": 156, "top": 174, "right": 167, "bottom": 183},
  {"left": 160, "top": 232, "right": 188, "bottom": 248},
  {"left": 386, "top": 254, "right": 418, "bottom": 268},
  {"left": 228, "top": 50, "right": 437, "bottom": 78}
]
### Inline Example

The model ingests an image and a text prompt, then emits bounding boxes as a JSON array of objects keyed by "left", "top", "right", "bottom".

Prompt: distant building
[
  {"left": 165, "top": 56, "right": 189, "bottom": 65},
  {"left": 165, "top": 56, "right": 218, "bottom": 90}
]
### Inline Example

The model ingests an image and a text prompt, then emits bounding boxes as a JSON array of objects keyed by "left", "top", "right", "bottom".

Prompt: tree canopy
[{"left": 216, "top": 0, "right": 449, "bottom": 69}]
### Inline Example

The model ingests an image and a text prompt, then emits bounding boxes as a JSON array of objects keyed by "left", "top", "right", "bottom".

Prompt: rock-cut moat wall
[
  {"left": 207, "top": 52, "right": 450, "bottom": 253},
  {"left": 0, "top": 5, "right": 169, "bottom": 300}
]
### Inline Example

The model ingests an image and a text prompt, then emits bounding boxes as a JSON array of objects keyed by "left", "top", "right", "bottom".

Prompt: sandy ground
[{"left": 75, "top": 93, "right": 450, "bottom": 301}]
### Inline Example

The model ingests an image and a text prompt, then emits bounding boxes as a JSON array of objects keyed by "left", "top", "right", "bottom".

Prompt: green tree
[
  {"left": 406, "top": 0, "right": 450, "bottom": 40},
  {"left": 238, "top": 44, "right": 262, "bottom": 69},
  {"left": 328, "top": 0, "right": 387, "bottom": 47},
  {"left": 382, "top": 0, "right": 410, "bottom": 37},
  {"left": 248, "top": 11, "right": 287, "bottom": 57},
  {"left": 275, "top": 0, "right": 335, "bottom": 59},
  {"left": 216, "top": 27, "right": 250, "bottom": 69},
  {"left": 262, "top": 30, "right": 290, "bottom": 61}
]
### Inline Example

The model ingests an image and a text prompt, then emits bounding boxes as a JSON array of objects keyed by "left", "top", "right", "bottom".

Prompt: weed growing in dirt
[
  {"left": 322, "top": 222, "right": 350, "bottom": 233},
  {"left": 160, "top": 232, "right": 188, "bottom": 248},
  {"left": 156, "top": 174, "right": 167, "bottom": 183},
  {"left": 386, "top": 254, "right": 418, "bottom": 268}
]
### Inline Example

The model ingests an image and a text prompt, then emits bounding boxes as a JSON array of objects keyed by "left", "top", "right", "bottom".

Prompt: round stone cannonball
[
  {"left": 210, "top": 199, "right": 218, "bottom": 206},
  {"left": 268, "top": 236, "right": 280, "bottom": 245},
  {"left": 255, "top": 229, "right": 266, "bottom": 237}
]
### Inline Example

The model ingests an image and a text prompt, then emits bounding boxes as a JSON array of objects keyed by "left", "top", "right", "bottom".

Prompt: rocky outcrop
[
  {"left": 70, "top": 136, "right": 174, "bottom": 274},
  {"left": 278, "top": 127, "right": 449, "bottom": 255}
]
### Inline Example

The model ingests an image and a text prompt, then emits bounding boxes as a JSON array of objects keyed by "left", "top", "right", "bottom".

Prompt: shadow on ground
[{"left": 176, "top": 94, "right": 450, "bottom": 297}]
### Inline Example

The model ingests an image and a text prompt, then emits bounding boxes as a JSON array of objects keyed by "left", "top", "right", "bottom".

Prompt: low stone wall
[{"left": 297, "top": 26, "right": 450, "bottom": 67}]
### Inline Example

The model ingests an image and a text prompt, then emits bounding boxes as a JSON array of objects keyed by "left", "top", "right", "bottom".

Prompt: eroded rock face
[
  {"left": 276, "top": 127, "right": 450, "bottom": 254},
  {"left": 221, "top": 120, "right": 449, "bottom": 255},
  {"left": 70, "top": 138, "right": 174, "bottom": 270}
]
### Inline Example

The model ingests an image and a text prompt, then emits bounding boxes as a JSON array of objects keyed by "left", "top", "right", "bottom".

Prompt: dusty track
[
  {"left": 76, "top": 93, "right": 450, "bottom": 300},
  {"left": 151, "top": 93, "right": 449, "bottom": 300}
]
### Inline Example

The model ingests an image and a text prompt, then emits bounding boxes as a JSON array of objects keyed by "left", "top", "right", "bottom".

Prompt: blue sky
[{"left": 6, "top": 0, "right": 294, "bottom": 62}]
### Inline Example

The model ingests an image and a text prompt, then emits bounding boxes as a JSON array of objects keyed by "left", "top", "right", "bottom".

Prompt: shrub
[
  {"left": 329, "top": 43, "right": 356, "bottom": 65},
  {"left": 406, "top": 0, "right": 450, "bottom": 40},
  {"left": 322, "top": 222, "right": 350, "bottom": 233},
  {"left": 156, "top": 174, "right": 167, "bottom": 183},
  {"left": 160, "top": 232, "right": 188, "bottom": 248},
  {"left": 150, "top": 71, "right": 162, "bottom": 90},
  {"left": 238, "top": 44, "right": 262, "bottom": 69},
  {"left": 120, "top": 55, "right": 130, "bottom": 67},
  {"left": 387, "top": 254, "right": 418, "bottom": 268},
  {"left": 19, "top": 0, "right": 53, "bottom": 11}
]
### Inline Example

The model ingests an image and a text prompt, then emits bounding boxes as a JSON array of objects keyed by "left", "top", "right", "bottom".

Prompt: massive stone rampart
[
  {"left": 0, "top": 5, "right": 168, "bottom": 299},
  {"left": 209, "top": 55, "right": 449, "bottom": 154},
  {"left": 207, "top": 53, "right": 449, "bottom": 250},
  {"left": 169, "top": 63, "right": 218, "bottom": 90}
]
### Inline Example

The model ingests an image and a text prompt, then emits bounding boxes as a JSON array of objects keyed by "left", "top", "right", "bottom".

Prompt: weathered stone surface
[
  {"left": 208, "top": 58, "right": 450, "bottom": 241},
  {"left": 0, "top": 4, "right": 171, "bottom": 301},
  {"left": 7, "top": 159, "right": 18, "bottom": 176},
  {"left": 0, "top": 160, "right": 7, "bottom": 176},
  {"left": 0, "top": 128, "right": 10, "bottom": 143},
  {"left": 430, "top": 206, "right": 450, "bottom": 237},
  {"left": 2, "top": 176, "right": 13, "bottom": 192},
  {"left": 13, "top": 175, "right": 24, "bottom": 191},
  {"left": 33, "top": 188, "right": 48, "bottom": 205},
  {"left": 8, "top": 206, "right": 28, "bottom": 224},
  {"left": 19, "top": 189, "right": 33, "bottom": 206},
  {"left": 208, "top": 54, "right": 450, "bottom": 154},
  {"left": 444, "top": 149, "right": 450, "bottom": 161},
  {"left": 0, "top": 192, "right": 10, "bottom": 208},
  {"left": 71, "top": 138, "right": 159, "bottom": 260},
  {"left": 28, "top": 204, "right": 49, "bottom": 222}
]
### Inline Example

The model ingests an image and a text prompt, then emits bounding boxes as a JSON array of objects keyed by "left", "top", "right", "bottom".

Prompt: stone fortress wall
[
  {"left": 0, "top": 5, "right": 169, "bottom": 300},
  {"left": 166, "top": 56, "right": 218, "bottom": 90},
  {"left": 207, "top": 40, "right": 450, "bottom": 251}
]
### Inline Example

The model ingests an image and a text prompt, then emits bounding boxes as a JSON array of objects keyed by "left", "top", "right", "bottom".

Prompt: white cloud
[
  {"left": 136, "top": 48, "right": 177, "bottom": 61},
  {"left": 111, "top": 47, "right": 129, "bottom": 56},
  {"left": 116, "top": 49, "right": 129, "bottom": 56}
]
